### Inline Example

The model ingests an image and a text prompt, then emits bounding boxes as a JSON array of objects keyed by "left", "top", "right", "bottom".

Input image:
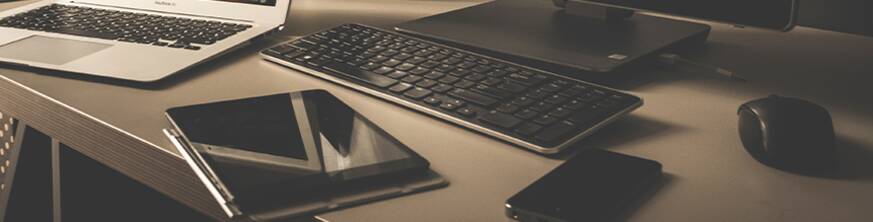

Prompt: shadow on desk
[
  {"left": 823, "top": 135, "right": 873, "bottom": 181},
  {"left": 756, "top": 134, "right": 873, "bottom": 181}
]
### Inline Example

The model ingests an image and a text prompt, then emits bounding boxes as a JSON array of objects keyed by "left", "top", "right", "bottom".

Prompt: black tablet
[{"left": 164, "top": 90, "right": 430, "bottom": 216}]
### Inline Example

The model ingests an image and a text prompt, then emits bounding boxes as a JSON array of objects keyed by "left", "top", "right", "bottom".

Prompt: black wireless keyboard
[{"left": 261, "top": 24, "right": 642, "bottom": 154}]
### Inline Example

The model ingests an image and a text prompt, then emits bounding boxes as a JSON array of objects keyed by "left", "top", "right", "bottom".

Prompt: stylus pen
[{"left": 658, "top": 53, "right": 747, "bottom": 82}]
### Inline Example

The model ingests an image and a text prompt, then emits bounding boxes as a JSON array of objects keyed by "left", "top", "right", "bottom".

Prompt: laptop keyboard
[
  {"left": 262, "top": 24, "right": 643, "bottom": 153},
  {"left": 0, "top": 4, "right": 252, "bottom": 50}
]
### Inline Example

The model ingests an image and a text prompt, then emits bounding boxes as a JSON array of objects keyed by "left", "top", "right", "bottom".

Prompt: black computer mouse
[{"left": 737, "top": 95, "right": 835, "bottom": 172}]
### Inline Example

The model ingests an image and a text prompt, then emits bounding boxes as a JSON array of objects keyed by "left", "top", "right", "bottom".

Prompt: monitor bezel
[{"left": 566, "top": 0, "right": 799, "bottom": 32}]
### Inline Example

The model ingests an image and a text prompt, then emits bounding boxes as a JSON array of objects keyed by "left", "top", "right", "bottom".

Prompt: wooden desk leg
[
  {"left": 52, "top": 139, "right": 61, "bottom": 222},
  {"left": 1, "top": 122, "right": 54, "bottom": 222}
]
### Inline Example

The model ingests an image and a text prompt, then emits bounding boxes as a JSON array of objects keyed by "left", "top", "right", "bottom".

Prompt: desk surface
[{"left": 1, "top": 1, "right": 873, "bottom": 221}]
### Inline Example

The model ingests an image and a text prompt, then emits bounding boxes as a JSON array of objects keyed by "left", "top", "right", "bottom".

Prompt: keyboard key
[
  {"left": 373, "top": 66, "right": 394, "bottom": 75},
  {"left": 383, "top": 59, "right": 403, "bottom": 67},
  {"left": 360, "top": 62, "right": 382, "bottom": 71},
  {"left": 545, "top": 94, "right": 568, "bottom": 104},
  {"left": 533, "top": 115, "right": 559, "bottom": 125},
  {"left": 421, "top": 61, "right": 441, "bottom": 68},
  {"left": 324, "top": 62, "right": 398, "bottom": 88},
  {"left": 464, "top": 74, "right": 487, "bottom": 82},
  {"left": 577, "top": 93, "right": 603, "bottom": 102},
  {"left": 507, "top": 73, "right": 545, "bottom": 86},
  {"left": 457, "top": 107, "right": 477, "bottom": 117},
  {"left": 416, "top": 79, "right": 438, "bottom": 88},
  {"left": 563, "top": 99, "right": 586, "bottom": 110},
  {"left": 454, "top": 80, "right": 476, "bottom": 88},
  {"left": 479, "top": 111, "right": 523, "bottom": 129},
  {"left": 424, "top": 71, "right": 445, "bottom": 79},
  {"left": 407, "top": 56, "right": 427, "bottom": 64},
  {"left": 401, "top": 75, "right": 423, "bottom": 83},
  {"left": 406, "top": 67, "right": 427, "bottom": 75},
  {"left": 567, "top": 105, "right": 608, "bottom": 124},
  {"left": 512, "top": 96, "right": 536, "bottom": 106},
  {"left": 481, "top": 77, "right": 504, "bottom": 86},
  {"left": 265, "top": 45, "right": 298, "bottom": 56},
  {"left": 396, "top": 63, "right": 416, "bottom": 71},
  {"left": 472, "top": 65, "right": 492, "bottom": 73},
  {"left": 449, "top": 89, "right": 498, "bottom": 107},
  {"left": 431, "top": 84, "right": 454, "bottom": 93},
  {"left": 515, "top": 123, "right": 543, "bottom": 136},
  {"left": 596, "top": 98, "right": 623, "bottom": 108},
  {"left": 541, "top": 83, "right": 564, "bottom": 92},
  {"left": 472, "top": 84, "right": 512, "bottom": 99},
  {"left": 389, "top": 83, "right": 413, "bottom": 93},
  {"left": 498, "top": 82, "right": 526, "bottom": 93},
  {"left": 394, "top": 53, "right": 413, "bottom": 61},
  {"left": 487, "top": 70, "right": 508, "bottom": 77},
  {"left": 529, "top": 102, "right": 554, "bottom": 112},
  {"left": 549, "top": 107, "right": 573, "bottom": 118},
  {"left": 526, "top": 89, "right": 550, "bottom": 99},
  {"left": 423, "top": 96, "right": 442, "bottom": 106},
  {"left": 404, "top": 87, "right": 432, "bottom": 99},
  {"left": 386, "top": 71, "right": 409, "bottom": 79},
  {"left": 436, "top": 64, "right": 455, "bottom": 72},
  {"left": 515, "top": 109, "right": 539, "bottom": 120},
  {"left": 293, "top": 41, "right": 320, "bottom": 50},
  {"left": 497, "top": 103, "right": 521, "bottom": 114},
  {"left": 439, "top": 75, "right": 461, "bottom": 84},
  {"left": 370, "top": 55, "right": 391, "bottom": 63},
  {"left": 458, "top": 61, "right": 477, "bottom": 69},
  {"left": 307, "top": 57, "right": 332, "bottom": 66},
  {"left": 449, "top": 69, "right": 471, "bottom": 77},
  {"left": 440, "top": 99, "right": 465, "bottom": 110},
  {"left": 535, "top": 121, "right": 577, "bottom": 142},
  {"left": 443, "top": 57, "right": 462, "bottom": 64},
  {"left": 559, "top": 88, "right": 584, "bottom": 97}
]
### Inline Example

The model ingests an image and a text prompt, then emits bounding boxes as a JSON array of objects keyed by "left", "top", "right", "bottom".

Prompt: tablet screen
[
  {"left": 167, "top": 93, "right": 309, "bottom": 160},
  {"left": 166, "top": 91, "right": 429, "bottom": 208}
]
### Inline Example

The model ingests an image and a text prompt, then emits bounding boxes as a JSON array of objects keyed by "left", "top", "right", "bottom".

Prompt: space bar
[{"left": 323, "top": 62, "right": 398, "bottom": 88}]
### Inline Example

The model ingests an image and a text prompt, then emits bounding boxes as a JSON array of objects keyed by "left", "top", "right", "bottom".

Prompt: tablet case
[{"left": 166, "top": 128, "right": 448, "bottom": 221}]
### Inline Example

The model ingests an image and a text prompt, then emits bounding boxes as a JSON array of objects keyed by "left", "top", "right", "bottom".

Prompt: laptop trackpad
[{"left": 0, "top": 35, "right": 111, "bottom": 65}]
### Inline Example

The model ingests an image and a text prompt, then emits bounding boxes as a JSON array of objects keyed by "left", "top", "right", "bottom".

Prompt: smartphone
[
  {"left": 506, "top": 149, "right": 662, "bottom": 222},
  {"left": 560, "top": 0, "right": 799, "bottom": 31}
]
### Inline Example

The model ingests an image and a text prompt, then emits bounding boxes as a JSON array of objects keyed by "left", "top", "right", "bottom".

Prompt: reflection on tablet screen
[{"left": 165, "top": 90, "right": 429, "bottom": 206}]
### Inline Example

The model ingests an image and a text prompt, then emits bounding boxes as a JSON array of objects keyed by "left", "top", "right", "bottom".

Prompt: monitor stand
[{"left": 395, "top": 0, "right": 711, "bottom": 83}]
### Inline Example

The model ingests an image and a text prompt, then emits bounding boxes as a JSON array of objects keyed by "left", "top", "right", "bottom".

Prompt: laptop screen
[{"left": 214, "top": 0, "right": 277, "bottom": 6}]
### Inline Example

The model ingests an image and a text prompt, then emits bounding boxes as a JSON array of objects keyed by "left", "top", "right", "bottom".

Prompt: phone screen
[
  {"left": 579, "top": 0, "right": 798, "bottom": 31},
  {"left": 506, "top": 149, "right": 661, "bottom": 222}
]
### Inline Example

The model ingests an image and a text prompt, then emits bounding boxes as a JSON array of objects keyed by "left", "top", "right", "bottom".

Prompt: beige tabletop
[{"left": 1, "top": 0, "right": 872, "bottom": 221}]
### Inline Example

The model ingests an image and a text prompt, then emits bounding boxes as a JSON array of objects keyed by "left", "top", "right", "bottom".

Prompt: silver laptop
[{"left": 0, "top": 0, "right": 291, "bottom": 82}]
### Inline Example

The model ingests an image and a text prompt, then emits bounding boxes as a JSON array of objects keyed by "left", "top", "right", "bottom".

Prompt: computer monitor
[
  {"left": 799, "top": 0, "right": 873, "bottom": 36},
  {"left": 396, "top": 0, "right": 800, "bottom": 81}
]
